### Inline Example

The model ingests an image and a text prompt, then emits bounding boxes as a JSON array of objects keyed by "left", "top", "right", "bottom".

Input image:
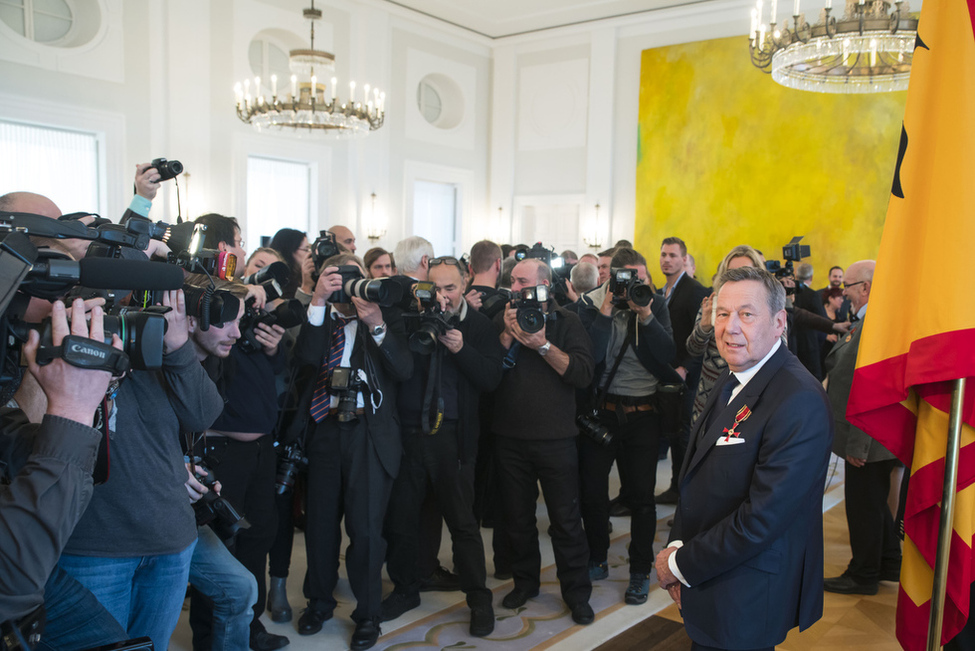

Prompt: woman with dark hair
[
  {"left": 362, "top": 247, "right": 395, "bottom": 278},
  {"left": 820, "top": 286, "right": 847, "bottom": 362},
  {"left": 269, "top": 228, "right": 310, "bottom": 299}
]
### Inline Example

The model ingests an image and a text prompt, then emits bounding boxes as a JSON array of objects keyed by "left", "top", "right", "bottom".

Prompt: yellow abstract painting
[{"left": 635, "top": 35, "right": 907, "bottom": 285}]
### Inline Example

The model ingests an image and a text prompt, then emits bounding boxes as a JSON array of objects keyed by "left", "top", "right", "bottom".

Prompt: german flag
[{"left": 846, "top": 1, "right": 975, "bottom": 649}]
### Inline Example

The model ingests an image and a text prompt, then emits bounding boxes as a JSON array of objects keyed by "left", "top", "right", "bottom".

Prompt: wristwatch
[
  {"left": 371, "top": 322, "right": 387, "bottom": 336},
  {"left": 538, "top": 341, "right": 552, "bottom": 356}
]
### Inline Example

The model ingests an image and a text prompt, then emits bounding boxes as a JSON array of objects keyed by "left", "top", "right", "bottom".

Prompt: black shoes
[
  {"left": 502, "top": 587, "right": 539, "bottom": 609},
  {"left": 655, "top": 489, "right": 679, "bottom": 505},
  {"left": 469, "top": 603, "right": 496, "bottom": 637},
  {"left": 824, "top": 574, "right": 879, "bottom": 595},
  {"left": 350, "top": 619, "right": 381, "bottom": 651},
  {"left": 250, "top": 629, "right": 290, "bottom": 651},
  {"left": 297, "top": 606, "right": 333, "bottom": 635},
  {"left": 380, "top": 592, "right": 421, "bottom": 622},
  {"left": 571, "top": 602, "right": 595, "bottom": 625},
  {"left": 267, "top": 576, "right": 292, "bottom": 623},
  {"left": 419, "top": 566, "right": 462, "bottom": 592}
]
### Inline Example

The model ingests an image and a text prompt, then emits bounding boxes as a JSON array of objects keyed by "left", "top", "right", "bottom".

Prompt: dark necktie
[
  {"left": 310, "top": 314, "right": 354, "bottom": 423},
  {"left": 705, "top": 374, "right": 740, "bottom": 431}
]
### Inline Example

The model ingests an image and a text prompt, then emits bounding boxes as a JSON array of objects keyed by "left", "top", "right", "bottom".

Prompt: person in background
[
  {"left": 363, "top": 247, "right": 395, "bottom": 279},
  {"left": 328, "top": 225, "right": 357, "bottom": 254},
  {"left": 269, "top": 228, "right": 313, "bottom": 299}
]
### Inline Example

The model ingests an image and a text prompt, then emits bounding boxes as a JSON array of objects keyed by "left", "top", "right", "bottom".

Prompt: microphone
[{"left": 29, "top": 258, "right": 185, "bottom": 290}]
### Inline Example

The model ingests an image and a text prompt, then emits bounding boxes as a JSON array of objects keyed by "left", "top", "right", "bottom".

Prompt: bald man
[
  {"left": 0, "top": 192, "right": 90, "bottom": 261},
  {"left": 329, "top": 225, "right": 357, "bottom": 254}
]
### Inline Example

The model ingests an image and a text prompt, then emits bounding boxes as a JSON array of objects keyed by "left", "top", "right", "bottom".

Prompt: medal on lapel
[{"left": 723, "top": 405, "right": 752, "bottom": 441}]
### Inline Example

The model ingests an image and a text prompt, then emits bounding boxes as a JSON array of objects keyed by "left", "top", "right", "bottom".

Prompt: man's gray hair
[
  {"left": 393, "top": 236, "right": 434, "bottom": 275},
  {"left": 796, "top": 262, "right": 814, "bottom": 283},
  {"left": 716, "top": 266, "right": 786, "bottom": 315},
  {"left": 570, "top": 261, "right": 599, "bottom": 294}
]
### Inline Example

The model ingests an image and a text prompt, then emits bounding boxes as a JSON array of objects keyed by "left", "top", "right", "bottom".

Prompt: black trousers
[
  {"left": 189, "top": 435, "right": 278, "bottom": 641},
  {"left": 496, "top": 435, "right": 591, "bottom": 607},
  {"left": 268, "top": 489, "right": 296, "bottom": 578},
  {"left": 845, "top": 457, "right": 901, "bottom": 582},
  {"left": 474, "top": 430, "right": 512, "bottom": 574},
  {"left": 384, "top": 421, "right": 491, "bottom": 607},
  {"left": 579, "top": 408, "right": 661, "bottom": 574},
  {"left": 303, "top": 417, "right": 394, "bottom": 622}
]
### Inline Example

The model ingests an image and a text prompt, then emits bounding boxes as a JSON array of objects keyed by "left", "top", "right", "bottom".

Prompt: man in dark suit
[
  {"left": 657, "top": 236, "right": 709, "bottom": 504},
  {"left": 793, "top": 262, "right": 829, "bottom": 380},
  {"left": 293, "top": 253, "right": 413, "bottom": 650},
  {"left": 655, "top": 266, "right": 833, "bottom": 651},
  {"left": 823, "top": 260, "right": 901, "bottom": 595}
]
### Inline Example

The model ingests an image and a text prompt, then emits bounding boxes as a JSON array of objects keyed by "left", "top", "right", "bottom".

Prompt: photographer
[
  {"left": 185, "top": 274, "right": 290, "bottom": 651},
  {"left": 56, "top": 289, "right": 224, "bottom": 650},
  {"left": 293, "top": 254, "right": 412, "bottom": 651},
  {"left": 0, "top": 299, "right": 128, "bottom": 648},
  {"left": 381, "top": 257, "right": 503, "bottom": 636},
  {"left": 493, "top": 258, "right": 596, "bottom": 625},
  {"left": 572, "top": 247, "right": 678, "bottom": 605}
]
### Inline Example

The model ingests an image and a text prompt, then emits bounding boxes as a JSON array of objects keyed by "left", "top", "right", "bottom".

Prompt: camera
[
  {"left": 238, "top": 298, "right": 306, "bottom": 355},
  {"left": 609, "top": 267, "right": 654, "bottom": 308},
  {"left": 577, "top": 412, "right": 613, "bottom": 446},
  {"left": 511, "top": 285, "right": 549, "bottom": 334},
  {"left": 242, "top": 260, "right": 290, "bottom": 303},
  {"left": 515, "top": 242, "right": 573, "bottom": 306},
  {"left": 151, "top": 157, "right": 183, "bottom": 182},
  {"left": 328, "top": 366, "right": 363, "bottom": 423},
  {"left": 192, "top": 463, "right": 250, "bottom": 541},
  {"left": 310, "top": 230, "right": 341, "bottom": 282},
  {"left": 327, "top": 265, "right": 402, "bottom": 306},
  {"left": 275, "top": 441, "right": 308, "bottom": 495},
  {"left": 403, "top": 306, "right": 460, "bottom": 355},
  {"left": 182, "top": 285, "right": 242, "bottom": 331}
]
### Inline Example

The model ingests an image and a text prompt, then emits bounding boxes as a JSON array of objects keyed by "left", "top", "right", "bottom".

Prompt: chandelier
[
  {"left": 234, "top": 1, "right": 385, "bottom": 136},
  {"left": 748, "top": 0, "right": 918, "bottom": 93}
]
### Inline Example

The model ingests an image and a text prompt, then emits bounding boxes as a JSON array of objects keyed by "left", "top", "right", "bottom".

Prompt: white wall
[{"left": 0, "top": 0, "right": 756, "bottom": 256}]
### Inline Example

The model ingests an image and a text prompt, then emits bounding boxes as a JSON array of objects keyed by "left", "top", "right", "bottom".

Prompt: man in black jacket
[
  {"left": 573, "top": 248, "right": 678, "bottom": 605},
  {"left": 293, "top": 254, "right": 413, "bottom": 651},
  {"left": 381, "top": 256, "right": 503, "bottom": 635},
  {"left": 493, "top": 258, "right": 596, "bottom": 625}
]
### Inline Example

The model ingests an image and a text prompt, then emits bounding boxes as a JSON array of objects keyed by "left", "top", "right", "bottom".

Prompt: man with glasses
[
  {"left": 381, "top": 256, "right": 504, "bottom": 636},
  {"left": 823, "top": 260, "right": 902, "bottom": 595}
]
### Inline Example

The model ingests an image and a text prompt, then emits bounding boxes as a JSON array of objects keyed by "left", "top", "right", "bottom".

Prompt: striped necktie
[{"left": 310, "top": 313, "right": 354, "bottom": 423}]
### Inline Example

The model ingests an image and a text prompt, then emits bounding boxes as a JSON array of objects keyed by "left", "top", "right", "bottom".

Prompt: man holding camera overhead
[
  {"left": 380, "top": 256, "right": 503, "bottom": 636},
  {"left": 293, "top": 253, "right": 412, "bottom": 651},
  {"left": 572, "top": 247, "right": 678, "bottom": 606},
  {"left": 492, "top": 257, "right": 596, "bottom": 625}
]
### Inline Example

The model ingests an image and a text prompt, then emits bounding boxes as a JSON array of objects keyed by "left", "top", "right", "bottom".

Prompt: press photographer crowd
[{"left": 0, "top": 160, "right": 873, "bottom": 651}]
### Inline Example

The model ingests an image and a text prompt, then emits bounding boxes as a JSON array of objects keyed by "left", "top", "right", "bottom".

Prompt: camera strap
[
  {"left": 34, "top": 335, "right": 130, "bottom": 375},
  {"left": 592, "top": 313, "right": 635, "bottom": 415},
  {"left": 421, "top": 348, "right": 444, "bottom": 435}
]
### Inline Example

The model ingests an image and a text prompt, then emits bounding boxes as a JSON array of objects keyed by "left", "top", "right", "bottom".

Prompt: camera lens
[
  {"left": 517, "top": 307, "right": 545, "bottom": 334},
  {"left": 629, "top": 283, "right": 654, "bottom": 307}
]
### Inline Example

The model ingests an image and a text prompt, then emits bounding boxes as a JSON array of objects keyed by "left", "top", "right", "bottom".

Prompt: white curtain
[
  {"left": 413, "top": 180, "right": 457, "bottom": 257},
  {"left": 246, "top": 156, "right": 311, "bottom": 245},
  {"left": 0, "top": 120, "right": 100, "bottom": 215}
]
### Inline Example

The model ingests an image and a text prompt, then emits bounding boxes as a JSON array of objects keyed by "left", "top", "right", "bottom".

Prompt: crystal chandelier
[
  {"left": 748, "top": 0, "right": 918, "bottom": 93},
  {"left": 234, "top": 1, "right": 385, "bottom": 137}
]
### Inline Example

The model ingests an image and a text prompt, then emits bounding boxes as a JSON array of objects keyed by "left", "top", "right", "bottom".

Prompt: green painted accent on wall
[{"left": 635, "top": 35, "right": 907, "bottom": 284}]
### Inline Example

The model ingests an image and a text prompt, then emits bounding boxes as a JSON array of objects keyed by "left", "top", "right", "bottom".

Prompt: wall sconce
[
  {"left": 583, "top": 202, "right": 604, "bottom": 249},
  {"left": 365, "top": 192, "right": 386, "bottom": 240}
]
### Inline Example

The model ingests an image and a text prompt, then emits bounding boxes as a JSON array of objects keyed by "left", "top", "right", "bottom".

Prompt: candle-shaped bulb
[
  {"left": 311, "top": 75, "right": 317, "bottom": 101},
  {"left": 331, "top": 77, "right": 338, "bottom": 99},
  {"left": 350, "top": 81, "right": 356, "bottom": 101},
  {"left": 793, "top": 0, "right": 800, "bottom": 15},
  {"left": 255, "top": 77, "right": 261, "bottom": 95},
  {"left": 271, "top": 74, "right": 277, "bottom": 97},
  {"left": 770, "top": 0, "right": 777, "bottom": 22},
  {"left": 290, "top": 74, "right": 297, "bottom": 100}
]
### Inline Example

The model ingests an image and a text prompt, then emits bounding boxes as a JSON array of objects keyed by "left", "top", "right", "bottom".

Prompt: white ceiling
[{"left": 380, "top": 0, "right": 700, "bottom": 39}]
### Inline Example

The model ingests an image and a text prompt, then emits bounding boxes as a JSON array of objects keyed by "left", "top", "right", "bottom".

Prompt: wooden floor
[{"left": 598, "top": 498, "right": 901, "bottom": 651}]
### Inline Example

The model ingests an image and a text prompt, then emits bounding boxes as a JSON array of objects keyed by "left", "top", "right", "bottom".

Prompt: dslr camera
[
  {"left": 402, "top": 287, "right": 460, "bottom": 355},
  {"left": 577, "top": 411, "right": 613, "bottom": 446},
  {"left": 327, "top": 265, "right": 402, "bottom": 306},
  {"left": 609, "top": 267, "right": 654, "bottom": 308},
  {"left": 150, "top": 157, "right": 184, "bottom": 182},
  {"left": 191, "top": 463, "right": 250, "bottom": 541},
  {"left": 511, "top": 284, "right": 549, "bottom": 334},
  {"left": 328, "top": 366, "right": 364, "bottom": 423},
  {"left": 275, "top": 441, "right": 308, "bottom": 495},
  {"left": 242, "top": 260, "right": 290, "bottom": 303},
  {"left": 238, "top": 298, "right": 306, "bottom": 355},
  {"left": 310, "top": 230, "right": 341, "bottom": 283},
  {"left": 515, "top": 242, "right": 573, "bottom": 305}
]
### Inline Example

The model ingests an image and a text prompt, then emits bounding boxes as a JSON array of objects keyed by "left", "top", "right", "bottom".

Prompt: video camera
[
  {"left": 764, "top": 236, "right": 810, "bottom": 280},
  {"left": 609, "top": 267, "right": 654, "bottom": 308}
]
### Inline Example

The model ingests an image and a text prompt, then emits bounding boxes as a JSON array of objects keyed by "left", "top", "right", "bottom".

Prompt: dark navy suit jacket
[{"left": 670, "top": 345, "right": 833, "bottom": 649}]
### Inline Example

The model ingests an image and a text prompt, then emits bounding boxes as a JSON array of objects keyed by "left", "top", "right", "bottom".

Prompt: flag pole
[{"left": 927, "top": 378, "right": 967, "bottom": 651}]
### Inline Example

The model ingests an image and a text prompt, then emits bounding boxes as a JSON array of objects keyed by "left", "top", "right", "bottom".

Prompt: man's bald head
[
  {"left": 329, "top": 225, "right": 356, "bottom": 253},
  {"left": 0, "top": 192, "right": 61, "bottom": 218}
]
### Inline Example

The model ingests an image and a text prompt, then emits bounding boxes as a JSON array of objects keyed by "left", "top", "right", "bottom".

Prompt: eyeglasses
[
  {"left": 298, "top": 246, "right": 311, "bottom": 253},
  {"left": 843, "top": 281, "right": 866, "bottom": 290},
  {"left": 429, "top": 256, "right": 467, "bottom": 275}
]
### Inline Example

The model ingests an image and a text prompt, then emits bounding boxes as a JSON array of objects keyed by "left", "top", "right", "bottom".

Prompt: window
[
  {"left": 416, "top": 81, "right": 442, "bottom": 124},
  {"left": 0, "top": 119, "right": 100, "bottom": 214},
  {"left": 248, "top": 38, "right": 292, "bottom": 94},
  {"left": 246, "top": 156, "right": 311, "bottom": 247},
  {"left": 0, "top": 0, "right": 73, "bottom": 44},
  {"left": 413, "top": 180, "right": 457, "bottom": 257}
]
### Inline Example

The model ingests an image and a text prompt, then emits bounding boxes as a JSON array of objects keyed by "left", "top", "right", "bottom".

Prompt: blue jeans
[
  {"left": 37, "top": 566, "right": 128, "bottom": 651},
  {"left": 189, "top": 526, "right": 257, "bottom": 651},
  {"left": 58, "top": 539, "right": 196, "bottom": 650}
]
